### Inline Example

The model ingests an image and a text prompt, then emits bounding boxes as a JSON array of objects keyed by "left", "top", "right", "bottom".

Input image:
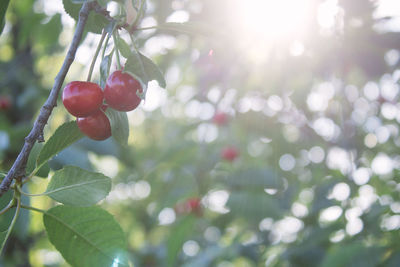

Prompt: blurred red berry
[
  {"left": 221, "top": 146, "right": 239, "bottom": 162},
  {"left": 186, "top": 198, "right": 202, "bottom": 215},
  {"left": 174, "top": 197, "right": 202, "bottom": 216},
  {"left": 0, "top": 96, "right": 11, "bottom": 111},
  {"left": 213, "top": 112, "right": 229, "bottom": 126}
]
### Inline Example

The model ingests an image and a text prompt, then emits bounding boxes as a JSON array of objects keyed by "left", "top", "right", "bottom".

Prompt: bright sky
[
  {"left": 32, "top": 0, "right": 400, "bottom": 112},
  {"left": 375, "top": 0, "right": 400, "bottom": 31},
  {"left": 234, "top": 0, "right": 400, "bottom": 39},
  {"left": 375, "top": 0, "right": 400, "bottom": 17},
  {"left": 38, "top": 0, "right": 400, "bottom": 32}
]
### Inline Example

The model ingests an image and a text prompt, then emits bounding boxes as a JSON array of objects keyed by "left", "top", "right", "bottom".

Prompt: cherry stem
[
  {"left": 0, "top": 198, "right": 15, "bottom": 216},
  {"left": 130, "top": 0, "right": 146, "bottom": 31},
  {"left": 134, "top": 25, "right": 157, "bottom": 31},
  {"left": 112, "top": 32, "right": 122, "bottom": 70},
  {"left": 101, "top": 32, "right": 112, "bottom": 59},
  {"left": 87, "top": 30, "right": 107, "bottom": 82},
  {"left": 128, "top": 34, "right": 148, "bottom": 84}
]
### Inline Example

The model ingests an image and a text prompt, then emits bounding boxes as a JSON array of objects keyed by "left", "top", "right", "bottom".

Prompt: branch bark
[{"left": 0, "top": 1, "right": 93, "bottom": 197}]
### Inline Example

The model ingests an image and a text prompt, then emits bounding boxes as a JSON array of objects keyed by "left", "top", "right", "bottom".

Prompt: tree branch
[
  {"left": 0, "top": 2, "right": 93, "bottom": 197},
  {"left": 92, "top": 1, "right": 114, "bottom": 22},
  {"left": 91, "top": 1, "right": 134, "bottom": 33}
]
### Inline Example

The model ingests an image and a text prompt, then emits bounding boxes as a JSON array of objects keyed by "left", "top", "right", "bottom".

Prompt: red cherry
[
  {"left": 213, "top": 112, "right": 229, "bottom": 126},
  {"left": 77, "top": 109, "right": 111, "bottom": 141},
  {"left": 186, "top": 198, "right": 202, "bottom": 214},
  {"left": 62, "top": 81, "right": 103, "bottom": 117},
  {"left": 0, "top": 96, "right": 11, "bottom": 111},
  {"left": 104, "top": 70, "right": 142, "bottom": 111},
  {"left": 221, "top": 146, "right": 239, "bottom": 162},
  {"left": 174, "top": 198, "right": 202, "bottom": 216}
]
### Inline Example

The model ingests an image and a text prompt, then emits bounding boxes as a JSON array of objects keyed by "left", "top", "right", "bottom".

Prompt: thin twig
[
  {"left": 101, "top": 34, "right": 113, "bottom": 59},
  {"left": 130, "top": 0, "right": 146, "bottom": 32},
  {"left": 0, "top": 2, "right": 93, "bottom": 198}
]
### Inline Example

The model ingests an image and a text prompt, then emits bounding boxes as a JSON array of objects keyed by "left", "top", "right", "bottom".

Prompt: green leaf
[
  {"left": 27, "top": 142, "right": 50, "bottom": 178},
  {"left": 45, "top": 166, "right": 111, "bottom": 206},
  {"left": 310, "top": 180, "right": 338, "bottom": 215},
  {"left": 100, "top": 52, "right": 113, "bottom": 89},
  {"left": 50, "top": 145, "right": 92, "bottom": 171},
  {"left": 124, "top": 52, "right": 166, "bottom": 89},
  {"left": 226, "top": 191, "right": 282, "bottom": 220},
  {"left": 116, "top": 36, "right": 132, "bottom": 59},
  {"left": 0, "top": 191, "right": 14, "bottom": 230},
  {"left": 37, "top": 121, "right": 83, "bottom": 170},
  {"left": 0, "top": 230, "right": 7, "bottom": 251},
  {"left": 0, "top": 0, "right": 10, "bottom": 35},
  {"left": 88, "top": 13, "right": 109, "bottom": 34},
  {"left": 62, "top": 0, "right": 108, "bottom": 34},
  {"left": 384, "top": 252, "right": 400, "bottom": 267},
  {"left": 182, "top": 245, "right": 230, "bottom": 267},
  {"left": 227, "top": 168, "right": 284, "bottom": 191},
  {"left": 35, "top": 14, "right": 63, "bottom": 48},
  {"left": 283, "top": 224, "right": 342, "bottom": 265},
  {"left": 97, "top": 0, "right": 112, "bottom": 7},
  {"left": 0, "top": 224, "right": 12, "bottom": 255},
  {"left": 0, "top": 191, "right": 13, "bottom": 254},
  {"left": 320, "top": 243, "right": 384, "bottom": 267},
  {"left": 167, "top": 216, "right": 196, "bottom": 267},
  {"left": 43, "top": 206, "right": 129, "bottom": 267},
  {"left": 0, "top": 191, "right": 30, "bottom": 240},
  {"left": 0, "top": 200, "right": 22, "bottom": 255},
  {"left": 105, "top": 109, "right": 129, "bottom": 146},
  {"left": 62, "top": 0, "right": 80, "bottom": 22}
]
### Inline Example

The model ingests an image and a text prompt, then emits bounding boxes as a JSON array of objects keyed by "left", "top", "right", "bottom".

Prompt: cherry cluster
[{"left": 62, "top": 70, "right": 142, "bottom": 140}]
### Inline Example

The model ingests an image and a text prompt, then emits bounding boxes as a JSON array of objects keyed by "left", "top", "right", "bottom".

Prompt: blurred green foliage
[{"left": 1, "top": 0, "right": 400, "bottom": 266}]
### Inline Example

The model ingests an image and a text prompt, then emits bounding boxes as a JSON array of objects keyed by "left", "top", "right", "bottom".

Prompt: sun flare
[
  {"left": 229, "top": 0, "right": 340, "bottom": 62},
  {"left": 234, "top": 0, "right": 313, "bottom": 42}
]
